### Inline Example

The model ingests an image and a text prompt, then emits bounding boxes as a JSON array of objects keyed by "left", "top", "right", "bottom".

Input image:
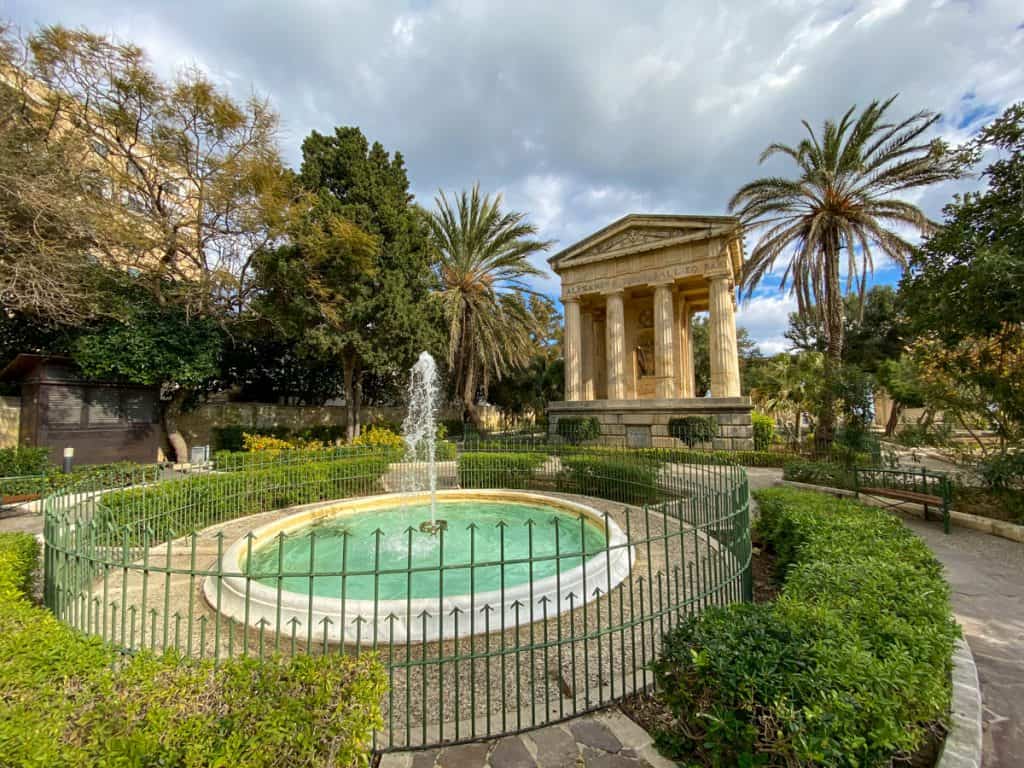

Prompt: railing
[
  {"left": 853, "top": 465, "right": 953, "bottom": 533},
  {"left": 43, "top": 444, "right": 750, "bottom": 751}
]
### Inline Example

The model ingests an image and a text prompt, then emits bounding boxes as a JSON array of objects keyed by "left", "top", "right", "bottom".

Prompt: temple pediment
[{"left": 548, "top": 213, "right": 742, "bottom": 272}]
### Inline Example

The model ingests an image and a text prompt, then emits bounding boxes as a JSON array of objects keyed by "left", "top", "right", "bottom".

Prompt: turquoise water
[{"left": 246, "top": 500, "right": 608, "bottom": 600}]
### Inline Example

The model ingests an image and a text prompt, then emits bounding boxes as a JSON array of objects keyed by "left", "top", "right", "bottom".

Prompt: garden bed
[{"left": 623, "top": 488, "right": 958, "bottom": 767}]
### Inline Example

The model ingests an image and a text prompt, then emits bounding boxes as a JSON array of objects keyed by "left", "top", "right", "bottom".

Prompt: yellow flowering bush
[{"left": 241, "top": 433, "right": 294, "bottom": 452}]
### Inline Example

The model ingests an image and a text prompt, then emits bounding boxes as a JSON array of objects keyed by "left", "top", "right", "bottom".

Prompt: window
[
  {"left": 87, "top": 388, "right": 122, "bottom": 426},
  {"left": 47, "top": 386, "right": 85, "bottom": 428}
]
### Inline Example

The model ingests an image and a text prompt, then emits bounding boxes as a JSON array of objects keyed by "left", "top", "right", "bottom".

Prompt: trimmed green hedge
[
  {"left": 97, "top": 453, "right": 390, "bottom": 544},
  {"left": 782, "top": 459, "right": 857, "bottom": 489},
  {"left": 457, "top": 452, "right": 547, "bottom": 489},
  {"left": 667, "top": 416, "right": 717, "bottom": 447},
  {"left": 556, "top": 416, "right": 601, "bottom": 445},
  {"left": 0, "top": 532, "right": 385, "bottom": 767},
  {"left": 652, "top": 488, "right": 957, "bottom": 767},
  {"left": 557, "top": 453, "right": 663, "bottom": 505},
  {"left": 0, "top": 447, "right": 50, "bottom": 477}
]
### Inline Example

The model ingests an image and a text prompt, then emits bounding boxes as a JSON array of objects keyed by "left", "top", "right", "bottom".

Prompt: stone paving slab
[{"left": 378, "top": 708, "right": 675, "bottom": 768}]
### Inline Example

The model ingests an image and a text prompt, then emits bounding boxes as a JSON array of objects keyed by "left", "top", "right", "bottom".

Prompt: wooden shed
[{"left": 0, "top": 354, "right": 163, "bottom": 466}]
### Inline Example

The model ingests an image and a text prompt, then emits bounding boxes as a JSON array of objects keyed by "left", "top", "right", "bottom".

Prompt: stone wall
[
  {"left": 0, "top": 396, "right": 20, "bottom": 449},
  {"left": 547, "top": 397, "right": 754, "bottom": 450}
]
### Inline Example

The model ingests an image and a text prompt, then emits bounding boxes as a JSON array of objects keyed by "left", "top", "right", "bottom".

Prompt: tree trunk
[
  {"left": 352, "top": 369, "right": 363, "bottom": 439},
  {"left": 163, "top": 388, "right": 190, "bottom": 464},
  {"left": 462, "top": 364, "right": 483, "bottom": 430},
  {"left": 343, "top": 354, "right": 357, "bottom": 442},
  {"left": 885, "top": 401, "right": 902, "bottom": 437},
  {"left": 814, "top": 234, "right": 844, "bottom": 453}
]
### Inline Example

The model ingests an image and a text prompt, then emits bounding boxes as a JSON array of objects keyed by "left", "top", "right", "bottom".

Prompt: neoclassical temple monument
[{"left": 546, "top": 214, "right": 754, "bottom": 449}]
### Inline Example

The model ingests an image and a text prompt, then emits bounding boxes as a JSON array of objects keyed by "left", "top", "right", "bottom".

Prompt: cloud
[
  {"left": 8, "top": 0, "right": 1022, "bottom": 316},
  {"left": 736, "top": 294, "right": 799, "bottom": 355}
]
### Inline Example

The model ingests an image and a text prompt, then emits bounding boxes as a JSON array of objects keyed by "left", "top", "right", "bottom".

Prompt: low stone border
[
  {"left": 938, "top": 638, "right": 983, "bottom": 768},
  {"left": 778, "top": 480, "right": 1024, "bottom": 544}
]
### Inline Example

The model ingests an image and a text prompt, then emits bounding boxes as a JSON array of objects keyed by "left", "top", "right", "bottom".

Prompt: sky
[{"left": 5, "top": 0, "right": 1022, "bottom": 353}]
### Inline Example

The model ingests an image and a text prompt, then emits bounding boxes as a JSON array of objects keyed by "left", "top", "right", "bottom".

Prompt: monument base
[{"left": 547, "top": 397, "right": 754, "bottom": 450}]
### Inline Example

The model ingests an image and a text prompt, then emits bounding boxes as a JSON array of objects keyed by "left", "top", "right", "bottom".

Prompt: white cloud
[
  {"left": 736, "top": 294, "right": 799, "bottom": 355},
  {"left": 10, "top": 0, "right": 1021, "bottom": 310}
]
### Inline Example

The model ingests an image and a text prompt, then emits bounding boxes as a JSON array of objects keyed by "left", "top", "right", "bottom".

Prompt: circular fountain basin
[{"left": 205, "top": 490, "right": 633, "bottom": 644}]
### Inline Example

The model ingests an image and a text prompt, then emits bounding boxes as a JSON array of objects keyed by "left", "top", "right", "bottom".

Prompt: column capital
[
  {"left": 560, "top": 295, "right": 581, "bottom": 305},
  {"left": 601, "top": 287, "right": 625, "bottom": 298}
]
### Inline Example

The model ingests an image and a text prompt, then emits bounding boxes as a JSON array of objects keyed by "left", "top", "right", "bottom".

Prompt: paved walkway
[
  {"left": 899, "top": 513, "right": 1024, "bottom": 768},
  {"left": 379, "top": 709, "right": 674, "bottom": 768}
]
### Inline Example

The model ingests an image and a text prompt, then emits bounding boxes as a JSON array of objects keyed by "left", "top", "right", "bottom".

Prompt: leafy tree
[
  {"left": 71, "top": 280, "right": 222, "bottom": 460},
  {"left": 900, "top": 103, "right": 1024, "bottom": 447},
  {"left": 690, "top": 316, "right": 757, "bottom": 397},
  {"left": 750, "top": 351, "right": 826, "bottom": 447},
  {"left": 1, "top": 25, "right": 290, "bottom": 321},
  {"left": 486, "top": 294, "right": 564, "bottom": 419},
  {"left": 258, "top": 127, "right": 438, "bottom": 438},
  {"left": 730, "top": 97, "right": 963, "bottom": 446},
  {"left": 430, "top": 185, "right": 552, "bottom": 427}
]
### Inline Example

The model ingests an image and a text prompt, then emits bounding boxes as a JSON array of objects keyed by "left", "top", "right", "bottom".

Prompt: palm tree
[
  {"left": 729, "top": 96, "right": 962, "bottom": 446},
  {"left": 429, "top": 184, "right": 553, "bottom": 427}
]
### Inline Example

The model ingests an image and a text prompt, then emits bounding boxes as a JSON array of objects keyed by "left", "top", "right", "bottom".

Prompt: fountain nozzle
[{"left": 419, "top": 519, "right": 448, "bottom": 535}]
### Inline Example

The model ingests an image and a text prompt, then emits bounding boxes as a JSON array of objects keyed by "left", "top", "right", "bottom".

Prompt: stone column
[
  {"left": 593, "top": 313, "right": 607, "bottom": 399},
  {"left": 605, "top": 291, "right": 626, "bottom": 400},
  {"left": 564, "top": 297, "right": 582, "bottom": 401},
  {"left": 581, "top": 310, "right": 595, "bottom": 400},
  {"left": 708, "top": 276, "right": 741, "bottom": 397},
  {"left": 679, "top": 302, "right": 695, "bottom": 397},
  {"left": 653, "top": 283, "right": 676, "bottom": 399}
]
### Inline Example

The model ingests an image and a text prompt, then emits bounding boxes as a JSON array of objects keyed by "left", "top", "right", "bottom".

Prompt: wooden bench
[{"left": 854, "top": 467, "right": 952, "bottom": 534}]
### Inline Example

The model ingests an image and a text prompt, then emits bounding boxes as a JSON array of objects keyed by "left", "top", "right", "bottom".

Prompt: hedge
[
  {"left": 555, "top": 416, "right": 601, "bottom": 445},
  {"left": 97, "top": 453, "right": 390, "bottom": 544},
  {"left": 0, "top": 447, "right": 50, "bottom": 477},
  {"left": 667, "top": 416, "right": 717, "bottom": 447},
  {"left": 782, "top": 458, "right": 857, "bottom": 489},
  {"left": 0, "top": 532, "right": 385, "bottom": 768},
  {"left": 457, "top": 452, "right": 547, "bottom": 489},
  {"left": 1, "top": 456, "right": 161, "bottom": 499},
  {"left": 652, "top": 488, "right": 957, "bottom": 767},
  {"left": 556, "top": 452, "right": 663, "bottom": 505}
]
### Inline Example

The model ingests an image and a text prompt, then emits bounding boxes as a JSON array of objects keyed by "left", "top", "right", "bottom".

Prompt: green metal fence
[{"left": 43, "top": 443, "right": 750, "bottom": 751}]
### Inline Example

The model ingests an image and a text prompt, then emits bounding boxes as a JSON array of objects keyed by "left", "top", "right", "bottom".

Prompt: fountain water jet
[{"left": 401, "top": 351, "right": 445, "bottom": 534}]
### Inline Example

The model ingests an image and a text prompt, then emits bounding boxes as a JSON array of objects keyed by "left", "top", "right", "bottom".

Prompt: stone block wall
[{"left": 547, "top": 397, "right": 754, "bottom": 451}]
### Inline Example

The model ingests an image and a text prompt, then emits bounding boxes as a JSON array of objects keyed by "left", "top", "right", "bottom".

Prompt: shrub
[
  {"left": 211, "top": 425, "right": 294, "bottom": 452},
  {"left": 783, "top": 459, "right": 857, "bottom": 490},
  {"left": 653, "top": 489, "right": 957, "bottom": 767},
  {"left": 0, "top": 533, "right": 385, "bottom": 768},
  {"left": 751, "top": 412, "right": 775, "bottom": 451},
  {"left": 0, "top": 447, "right": 50, "bottom": 477},
  {"left": 440, "top": 419, "right": 465, "bottom": 438},
  {"left": 895, "top": 421, "right": 953, "bottom": 448},
  {"left": 435, "top": 440, "right": 457, "bottom": 461},
  {"left": 668, "top": 416, "right": 717, "bottom": 447},
  {"left": 351, "top": 425, "right": 406, "bottom": 456},
  {"left": 457, "top": 452, "right": 546, "bottom": 489},
  {"left": 557, "top": 452, "right": 663, "bottom": 505},
  {"left": 242, "top": 432, "right": 295, "bottom": 451},
  {"left": 556, "top": 416, "right": 601, "bottom": 445},
  {"left": 98, "top": 452, "right": 390, "bottom": 544},
  {"left": 975, "top": 450, "right": 1024, "bottom": 491}
]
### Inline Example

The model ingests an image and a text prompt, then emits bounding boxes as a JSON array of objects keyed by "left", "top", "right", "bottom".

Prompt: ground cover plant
[
  {"left": 0, "top": 532, "right": 386, "bottom": 767},
  {"left": 651, "top": 488, "right": 957, "bottom": 767}
]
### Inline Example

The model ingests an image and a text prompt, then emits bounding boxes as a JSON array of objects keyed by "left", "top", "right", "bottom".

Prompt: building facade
[{"left": 546, "top": 214, "right": 754, "bottom": 449}]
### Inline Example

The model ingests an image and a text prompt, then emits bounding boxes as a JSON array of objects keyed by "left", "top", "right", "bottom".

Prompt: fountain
[
  {"left": 207, "top": 350, "right": 635, "bottom": 643},
  {"left": 400, "top": 351, "right": 446, "bottom": 535}
]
